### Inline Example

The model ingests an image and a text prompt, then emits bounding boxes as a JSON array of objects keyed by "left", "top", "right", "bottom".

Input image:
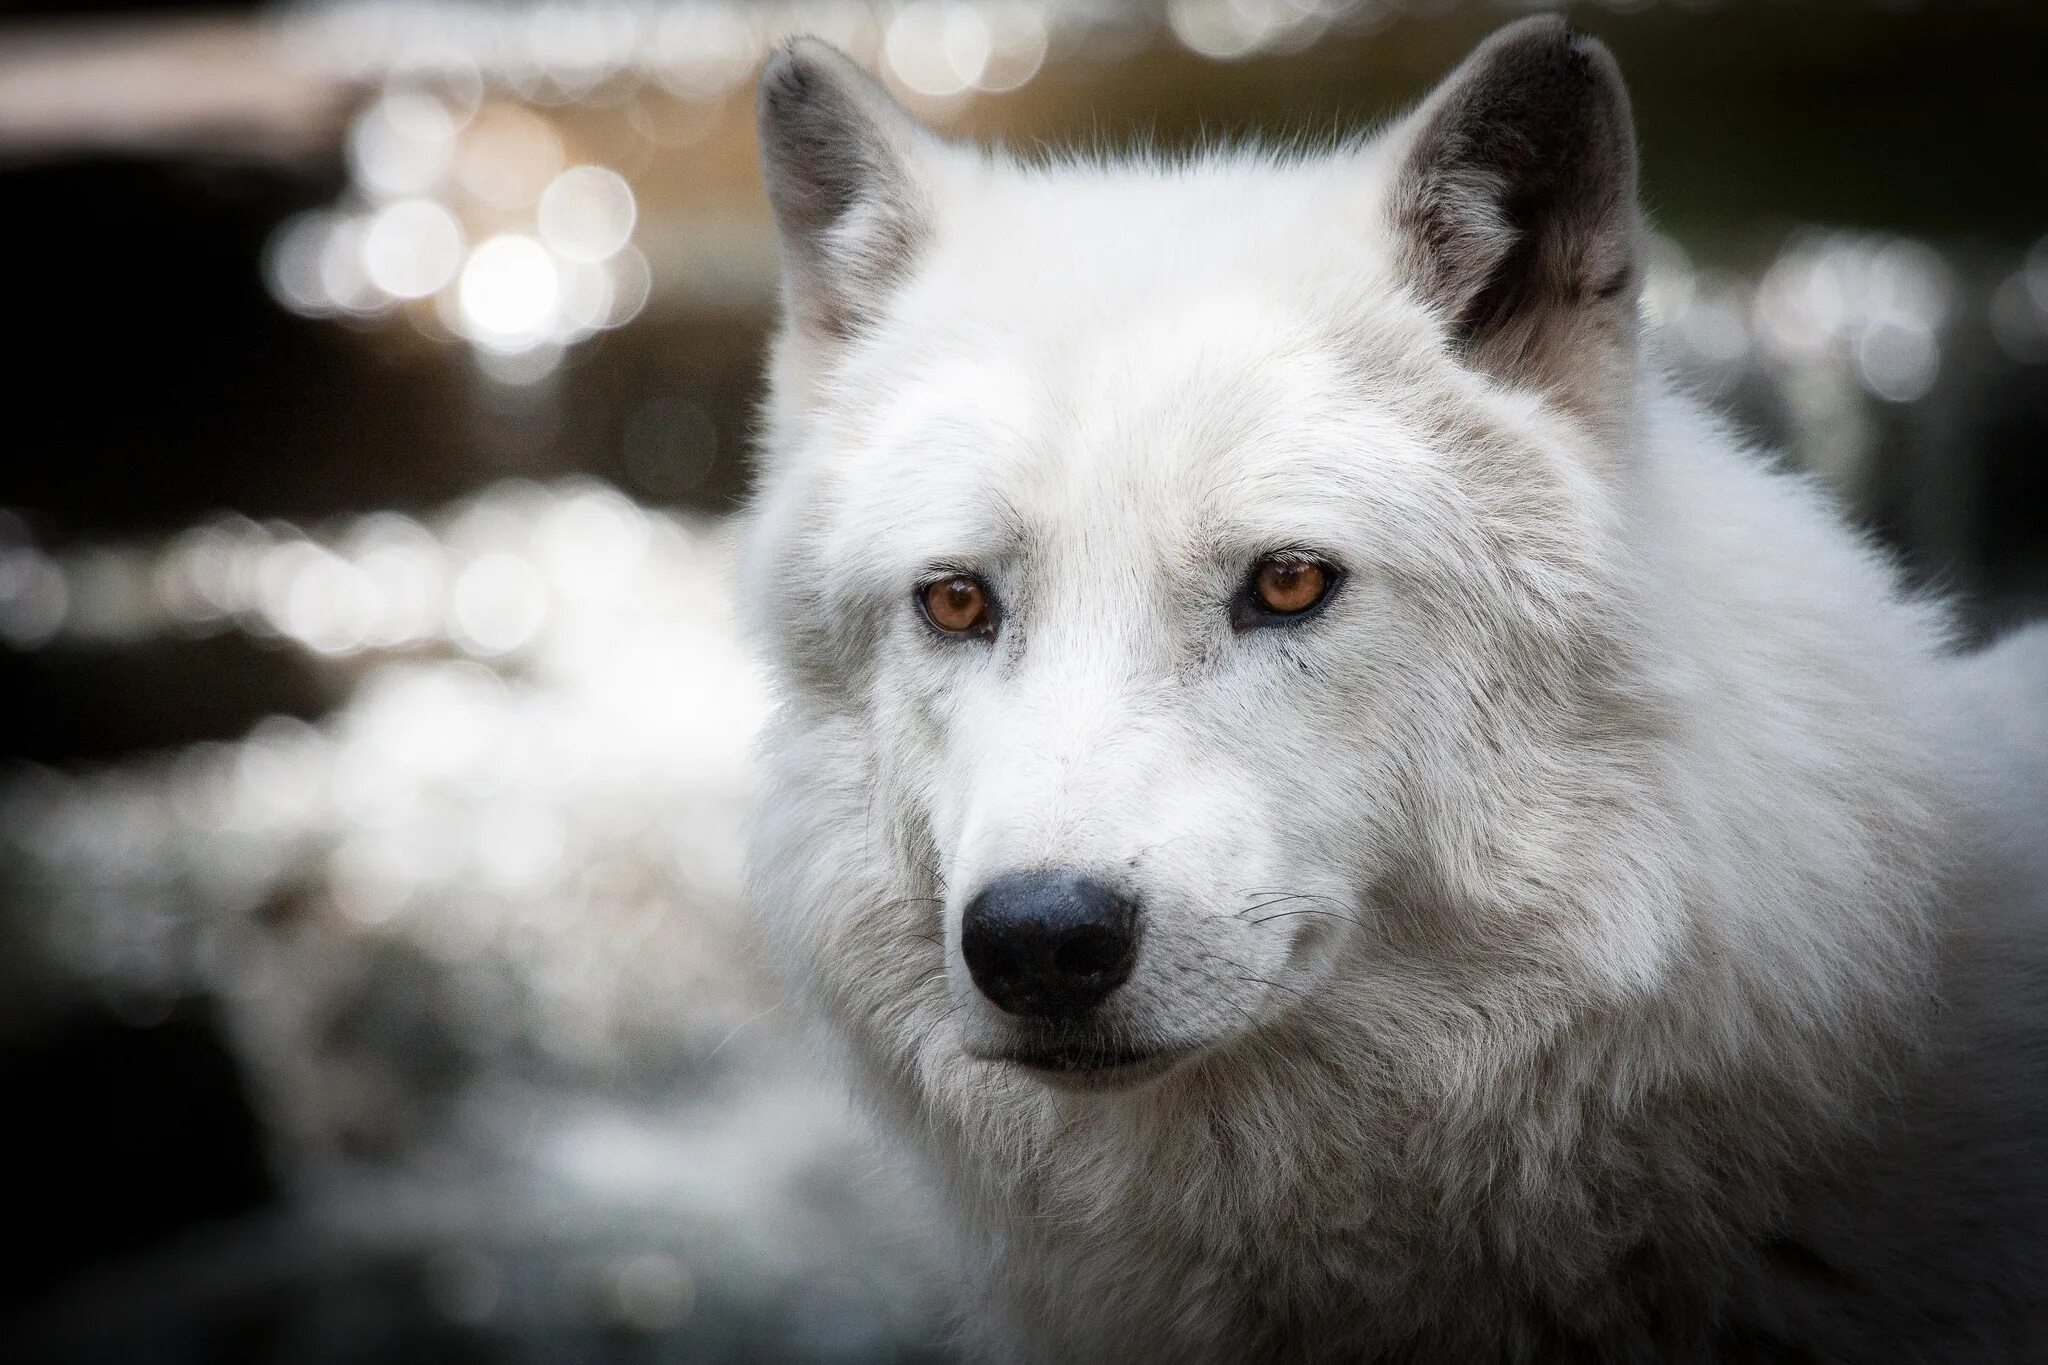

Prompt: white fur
[{"left": 744, "top": 44, "right": 2048, "bottom": 1364}]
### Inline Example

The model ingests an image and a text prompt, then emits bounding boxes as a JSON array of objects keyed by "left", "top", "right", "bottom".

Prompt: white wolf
[{"left": 742, "top": 17, "right": 2048, "bottom": 1362}]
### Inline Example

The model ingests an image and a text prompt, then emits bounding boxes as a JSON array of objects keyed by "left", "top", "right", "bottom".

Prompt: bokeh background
[{"left": 2, "top": 0, "right": 2044, "bottom": 1360}]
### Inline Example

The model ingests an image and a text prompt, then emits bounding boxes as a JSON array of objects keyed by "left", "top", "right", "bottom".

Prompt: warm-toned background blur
[{"left": 1, "top": 1, "right": 2044, "bottom": 1360}]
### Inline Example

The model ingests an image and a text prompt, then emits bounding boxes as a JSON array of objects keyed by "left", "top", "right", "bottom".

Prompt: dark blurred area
[{"left": 1, "top": 1, "right": 2043, "bottom": 1360}]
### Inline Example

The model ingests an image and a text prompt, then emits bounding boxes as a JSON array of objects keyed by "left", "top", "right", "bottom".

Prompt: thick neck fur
[{"left": 759, "top": 364, "right": 1965, "bottom": 1362}]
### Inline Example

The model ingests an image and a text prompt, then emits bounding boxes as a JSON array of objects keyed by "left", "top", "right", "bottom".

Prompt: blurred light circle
[
  {"left": 444, "top": 483, "right": 544, "bottom": 557},
  {"left": 453, "top": 105, "right": 567, "bottom": 210},
  {"left": 2026, "top": 234, "right": 2048, "bottom": 314},
  {"left": 331, "top": 830, "right": 423, "bottom": 925},
  {"left": 263, "top": 211, "right": 342, "bottom": 317},
  {"left": 347, "top": 512, "right": 448, "bottom": 646},
  {"left": 941, "top": 7, "right": 994, "bottom": 90},
  {"left": 535, "top": 486, "right": 649, "bottom": 599},
  {"left": 601, "top": 245, "right": 652, "bottom": 329},
  {"left": 1867, "top": 237, "right": 1953, "bottom": 332},
  {"left": 262, "top": 543, "right": 380, "bottom": 655},
  {"left": 62, "top": 547, "right": 152, "bottom": 645},
  {"left": 217, "top": 714, "right": 314, "bottom": 831},
  {"left": 980, "top": 3, "right": 1049, "bottom": 92},
  {"left": 404, "top": 293, "right": 461, "bottom": 345},
  {"left": 1167, "top": 0, "right": 1273, "bottom": 60},
  {"left": 1754, "top": 245, "right": 1846, "bottom": 359},
  {"left": 475, "top": 343, "right": 567, "bottom": 387},
  {"left": 255, "top": 539, "right": 314, "bottom": 626},
  {"left": 651, "top": 4, "right": 755, "bottom": 100},
  {"left": 362, "top": 198, "right": 466, "bottom": 300},
  {"left": 452, "top": 551, "right": 548, "bottom": 654},
  {"left": 623, "top": 88, "right": 722, "bottom": 150},
  {"left": 523, "top": 3, "right": 636, "bottom": 98},
  {"left": 408, "top": 57, "right": 485, "bottom": 127},
  {"left": 458, "top": 235, "right": 561, "bottom": 349},
  {"left": 0, "top": 549, "right": 68, "bottom": 649},
  {"left": 538, "top": 165, "right": 638, "bottom": 263},
  {"left": 348, "top": 90, "right": 457, "bottom": 198},
  {"left": 1854, "top": 315, "right": 1939, "bottom": 403},
  {"left": 798, "top": 0, "right": 876, "bottom": 52},
  {"left": 152, "top": 529, "right": 231, "bottom": 627},
  {"left": 317, "top": 216, "right": 384, "bottom": 315},
  {"left": 351, "top": 662, "right": 509, "bottom": 781},
  {"left": 174, "top": 514, "right": 269, "bottom": 618},
  {"left": 1641, "top": 233, "right": 1698, "bottom": 327},
  {"left": 555, "top": 259, "right": 616, "bottom": 338},
  {"left": 885, "top": 3, "right": 974, "bottom": 98},
  {"left": 1677, "top": 285, "right": 1751, "bottom": 368},
  {"left": 1989, "top": 271, "right": 2048, "bottom": 365},
  {"left": 1262, "top": 0, "right": 1329, "bottom": 55}
]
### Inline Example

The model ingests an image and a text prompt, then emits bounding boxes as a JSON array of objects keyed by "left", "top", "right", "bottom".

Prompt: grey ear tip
[
  {"left": 759, "top": 40, "right": 816, "bottom": 102},
  {"left": 1469, "top": 12, "right": 1629, "bottom": 116},
  {"left": 757, "top": 36, "right": 852, "bottom": 116},
  {"left": 1501, "top": 11, "right": 1572, "bottom": 36},
  {"left": 1487, "top": 12, "right": 1618, "bottom": 71},
  {"left": 1490, "top": 12, "right": 1582, "bottom": 46}
]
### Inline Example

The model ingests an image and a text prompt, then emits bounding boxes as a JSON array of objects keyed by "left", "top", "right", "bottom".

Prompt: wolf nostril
[
  {"left": 1053, "top": 926, "right": 1124, "bottom": 976},
  {"left": 961, "top": 871, "right": 1139, "bottom": 1019}
]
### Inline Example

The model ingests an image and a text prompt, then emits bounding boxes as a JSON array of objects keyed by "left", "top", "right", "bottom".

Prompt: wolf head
[{"left": 746, "top": 20, "right": 1685, "bottom": 1097}]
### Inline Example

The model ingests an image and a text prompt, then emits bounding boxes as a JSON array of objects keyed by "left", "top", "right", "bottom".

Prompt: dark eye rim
[
  {"left": 1230, "top": 552, "right": 1344, "bottom": 632},
  {"left": 916, "top": 570, "right": 1001, "bottom": 643}
]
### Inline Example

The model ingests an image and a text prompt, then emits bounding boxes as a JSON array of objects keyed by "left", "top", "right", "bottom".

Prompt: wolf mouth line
[{"left": 972, "top": 1036, "right": 1194, "bottom": 1083}]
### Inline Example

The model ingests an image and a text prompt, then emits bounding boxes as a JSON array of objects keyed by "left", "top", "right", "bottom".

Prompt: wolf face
[
  {"left": 742, "top": 20, "right": 2048, "bottom": 1361},
  {"left": 747, "top": 19, "right": 1685, "bottom": 1097}
]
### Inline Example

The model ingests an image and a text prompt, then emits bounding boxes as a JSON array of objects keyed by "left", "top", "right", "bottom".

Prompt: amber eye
[
  {"left": 1235, "top": 555, "right": 1337, "bottom": 629},
  {"left": 919, "top": 574, "right": 995, "bottom": 638}
]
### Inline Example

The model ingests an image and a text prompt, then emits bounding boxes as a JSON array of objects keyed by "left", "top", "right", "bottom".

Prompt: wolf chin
[{"left": 742, "top": 18, "right": 2048, "bottom": 1362}]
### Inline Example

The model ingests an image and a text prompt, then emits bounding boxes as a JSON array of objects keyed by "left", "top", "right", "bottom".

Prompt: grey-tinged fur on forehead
[
  {"left": 1391, "top": 16, "right": 1641, "bottom": 414},
  {"left": 757, "top": 38, "right": 937, "bottom": 340}
]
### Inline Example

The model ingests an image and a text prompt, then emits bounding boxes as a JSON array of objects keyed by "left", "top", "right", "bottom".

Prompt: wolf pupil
[
  {"left": 923, "top": 575, "right": 989, "bottom": 635},
  {"left": 1254, "top": 560, "right": 1328, "bottom": 615}
]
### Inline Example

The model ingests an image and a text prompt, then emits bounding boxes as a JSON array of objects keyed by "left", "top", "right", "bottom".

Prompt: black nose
[{"left": 961, "top": 871, "right": 1140, "bottom": 1019}]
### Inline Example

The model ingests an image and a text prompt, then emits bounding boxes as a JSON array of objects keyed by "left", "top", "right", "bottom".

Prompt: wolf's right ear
[
  {"left": 757, "top": 39, "right": 948, "bottom": 341},
  {"left": 1386, "top": 17, "right": 1641, "bottom": 428}
]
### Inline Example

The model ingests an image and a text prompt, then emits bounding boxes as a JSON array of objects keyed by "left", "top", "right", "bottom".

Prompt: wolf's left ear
[
  {"left": 757, "top": 38, "right": 951, "bottom": 342},
  {"left": 1388, "top": 17, "right": 1641, "bottom": 424}
]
